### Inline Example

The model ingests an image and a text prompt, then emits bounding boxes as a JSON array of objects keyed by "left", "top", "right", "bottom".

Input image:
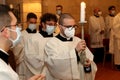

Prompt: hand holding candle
[{"left": 80, "top": 2, "right": 86, "bottom": 23}]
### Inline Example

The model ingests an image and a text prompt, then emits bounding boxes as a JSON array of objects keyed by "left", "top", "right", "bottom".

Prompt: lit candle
[{"left": 80, "top": 2, "right": 86, "bottom": 22}]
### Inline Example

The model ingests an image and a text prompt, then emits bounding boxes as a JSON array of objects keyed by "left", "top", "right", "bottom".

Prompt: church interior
[{"left": 0, "top": 0, "right": 120, "bottom": 80}]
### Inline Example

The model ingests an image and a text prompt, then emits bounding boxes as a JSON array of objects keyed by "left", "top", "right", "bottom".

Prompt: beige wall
[{"left": 0, "top": 0, "right": 5, "bottom": 4}]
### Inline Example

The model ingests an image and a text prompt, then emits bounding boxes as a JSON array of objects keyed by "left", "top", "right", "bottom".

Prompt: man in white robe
[
  {"left": 0, "top": 4, "right": 44, "bottom": 80},
  {"left": 45, "top": 13, "right": 97, "bottom": 80},
  {"left": 24, "top": 13, "right": 58, "bottom": 79},
  {"left": 105, "top": 6, "right": 116, "bottom": 52},
  {"left": 109, "top": 12, "right": 120, "bottom": 70},
  {"left": 89, "top": 8, "right": 105, "bottom": 63},
  {"left": 12, "top": 12, "right": 38, "bottom": 80}
]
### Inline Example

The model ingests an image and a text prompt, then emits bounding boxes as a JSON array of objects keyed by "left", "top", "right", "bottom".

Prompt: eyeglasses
[
  {"left": 5, "top": 24, "right": 17, "bottom": 27},
  {"left": 0, "top": 24, "right": 17, "bottom": 32},
  {"left": 62, "top": 25, "right": 78, "bottom": 30}
]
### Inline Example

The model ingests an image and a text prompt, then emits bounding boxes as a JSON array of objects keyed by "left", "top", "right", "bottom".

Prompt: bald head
[{"left": 58, "top": 13, "right": 74, "bottom": 26}]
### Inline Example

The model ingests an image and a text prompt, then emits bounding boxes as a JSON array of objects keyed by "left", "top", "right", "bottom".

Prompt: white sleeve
[{"left": 0, "top": 71, "right": 13, "bottom": 80}]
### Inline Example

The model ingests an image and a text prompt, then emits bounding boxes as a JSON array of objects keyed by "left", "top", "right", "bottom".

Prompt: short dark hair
[
  {"left": 58, "top": 13, "right": 74, "bottom": 25},
  {"left": 40, "top": 13, "right": 58, "bottom": 23},
  {"left": 56, "top": 5, "right": 63, "bottom": 9},
  {"left": 0, "top": 4, "right": 11, "bottom": 30},
  {"left": 108, "top": 6, "right": 116, "bottom": 10},
  {"left": 27, "top": 12, "right": 37, "bottom": 21}
]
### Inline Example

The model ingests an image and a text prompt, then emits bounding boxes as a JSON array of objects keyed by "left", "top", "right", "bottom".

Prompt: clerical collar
[
  {"left": 109, "top": 14, "right": 115, "bottom": 17},
  {"left": 0, "top": 49, "right": 9, "bottom": 64},
  {"left": 56, "top": 34, "right": 73, "bottom": 41},
  {"left": 39, "top": 28, "right": 53, "bottom": 37},
  {"left": 26, "top": 28, "right": 37, "bottom": 33},
  {"left": 94, "top": 15, "right": 99, "bottom": 18}
]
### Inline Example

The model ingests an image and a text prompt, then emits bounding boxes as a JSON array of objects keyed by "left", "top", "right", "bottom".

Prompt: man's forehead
[
  {"left": 63, "top": 18, "right": 75, "bottom": 25},
  {"left": 29, "top": 18, "right": 37, "bottom": 22},
  {"left": 63, "top": 18, "right": 75, "bottom": 22},
  {"left": 46, "top": 20, "right": 56, "bottom": 23}
]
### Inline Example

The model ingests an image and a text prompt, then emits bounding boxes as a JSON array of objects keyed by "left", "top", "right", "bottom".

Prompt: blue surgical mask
[{"left": 46, "top": 25, "right": 55, "bottom": 35}]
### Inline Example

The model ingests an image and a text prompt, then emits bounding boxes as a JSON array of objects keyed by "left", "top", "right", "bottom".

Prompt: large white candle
[{"left": 80, "top": 2, "right": 86, "bottom": 22}]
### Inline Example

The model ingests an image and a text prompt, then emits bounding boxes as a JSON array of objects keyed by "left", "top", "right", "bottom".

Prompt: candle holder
[
  {"left": 79, "top": 21, "right": 87, "bottom": 40},
  {"left": 79, "top": 21, "right": 89, "bottom": 68}
]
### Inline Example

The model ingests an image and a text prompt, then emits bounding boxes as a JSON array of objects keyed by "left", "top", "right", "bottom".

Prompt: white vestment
[
  {"left": 89, "top": 16, "right": 105, "bottom": 48},
  {"left": 12, "top": 30, "right": 36, "bottom": 80},
  {"left": 105, "top": 15, "right": 114, "bottom": 39},
  {"left": 23, "top": 33, "right": 52, "bottom": 79},
  {"left": 0, "top": 49, "right": 19, "bottom": 80},
  {"left": 45, "top": 36, "right": 97, "bottom": 80},
  {"left": 0, "top": 59, "right": 19, "bottom": 80},
  {"left": 109, "top": 13, "right": 120, "bottom": 64}
]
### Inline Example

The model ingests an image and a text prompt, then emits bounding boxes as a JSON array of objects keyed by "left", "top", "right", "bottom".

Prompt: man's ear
[
  {"left": 1, "top": 28, "right": 9, "bottom": 38},
  {"left": 42, "top": 22, "right": 46, "bottom": 28},
  {"left": 58, "top": 24, "right": 62, "bottom": 30}
]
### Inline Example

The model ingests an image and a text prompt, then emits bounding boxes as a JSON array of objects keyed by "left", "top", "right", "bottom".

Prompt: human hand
[
  {"left": 75, "top": 40, "right": 86, "bottom": 52},
  {"left": 28, "top": 74, "right": 45, "bottom": 80},
  {"left": 84, "top": 59, "right": 91, "bottom": 67}
]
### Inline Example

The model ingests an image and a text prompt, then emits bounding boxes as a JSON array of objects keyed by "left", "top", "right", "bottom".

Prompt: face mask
[
  {"left": 28, "top": 24, "right": 36, "bottom": 31},
  {"left": 57, "top": 10, "right": 62, "bottom": 15},
  {"left": 18, "top": 27, "right": 22, "bottom": 31},
  {"left": 64, "top": 27, "right": 75, "bottom": 38},
  {"left": 46, "top": 25, "right": 55, "bottom": 35},
  {"left": 98, "top": 11, "right": 102, "bottom": 16},
  {"left": 111, "top": 10, "right": 116, "bottom": 15},
  {"left": 8, "top": 27, "right": 21, "bottom": 48}
]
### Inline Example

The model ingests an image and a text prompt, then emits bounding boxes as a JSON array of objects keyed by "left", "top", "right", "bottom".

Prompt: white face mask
[
  {"left": 28, "top": 24, "right": 36, "bottom": 31},
  {"left": 111, "top": 10, "right": 116, "bottom": 15},
  {"left": 57, "top": 10, "right": 62, "bottom": 15},
  {"left": 8, "top": 27, "right": 21, "bottom": 48},
  {"left": 64, "top": 27, "right": 75, "bottom": 38},
  {"left": 46, "top": 25, "right": 55, "bottom": 35},
  {"left": 98, "top": 11, "right": 102, "bottom": 16}
]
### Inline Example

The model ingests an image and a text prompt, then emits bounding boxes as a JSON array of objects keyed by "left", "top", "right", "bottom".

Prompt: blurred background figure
[
  {"left": 89, "top": 8, "right": 106, "bottom": 63},
  {"left": 105, "top": 6, "right": 116, "bottom": 52},
  {"left": 54, "top": 5, "right": 63, "bottom": 36},
  {"left": 56, "top": 4, "right": 63, "bottom": 17},
  {"left": 109, "top": 10, "right": 120, "bottom": 70}
]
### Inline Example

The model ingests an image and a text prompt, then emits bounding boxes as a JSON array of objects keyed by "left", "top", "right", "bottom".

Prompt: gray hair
[{"left": 58, "top": 13, "right": 74, "bottom": 25}]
